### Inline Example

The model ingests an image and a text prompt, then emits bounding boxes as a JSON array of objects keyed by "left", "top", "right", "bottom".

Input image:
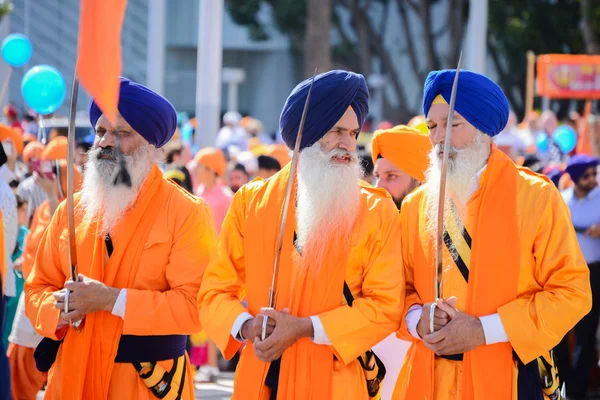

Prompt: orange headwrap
[
  {"left": 194, "top": 147, "right": 227, "bottom": 177},
  {"left": 23, "top": 141, "right": 46, "bottom": 163},
  {"left": 0, "top": 124, "right": 24, "bottom": 154},
  {"left": 266, "top": 144, "right": 291, "bottom": 167},
  {"left": 23, "top": 133, "right": 37, "bottom": 143},
  {"left": 41, "top": 136, "right": 68, "bottom": 161},
  {"left": 371, "top": 125, "right": 432, "bottom": 181}
]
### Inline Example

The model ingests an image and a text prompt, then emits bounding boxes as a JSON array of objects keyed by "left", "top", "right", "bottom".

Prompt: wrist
[
  {"left": 104, "top": 287, "right": 121, "bottom": 313},
  {"left": 297, "top": 317, "right": 314, "bottom": 340},
  {"left": 240, "top": 319, "right": 251, "bottom": 341}
]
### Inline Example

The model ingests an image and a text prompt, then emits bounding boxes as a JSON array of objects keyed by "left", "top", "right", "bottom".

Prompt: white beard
[
  {"left": 424, "top": 132, "right": 490, "bottom": 249},
  {"left": 79, "top": 143, "right": 155, "bottom": 235},
  {"left": 295, "top": 143, "right": 362, "bottom": 268}
]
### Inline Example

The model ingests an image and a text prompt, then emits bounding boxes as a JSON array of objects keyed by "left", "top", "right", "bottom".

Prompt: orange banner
[{"left": 536, "top": 54, "right": 600, "bottom": 99}]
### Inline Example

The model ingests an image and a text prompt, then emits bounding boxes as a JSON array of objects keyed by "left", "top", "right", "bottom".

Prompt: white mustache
[{"left": 326, "top": 148, "right": 359, "bottom": 163}]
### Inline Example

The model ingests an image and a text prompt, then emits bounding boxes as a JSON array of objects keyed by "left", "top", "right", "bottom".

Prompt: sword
[
  {"left": 430, "top": 53, "right": 462, "bottom": 334},
  {"left": 261, "top": 69, "right": 317, "bottom": 341},
  {"left": 66, "top": 75, "right": 83, "bottom": 331}
]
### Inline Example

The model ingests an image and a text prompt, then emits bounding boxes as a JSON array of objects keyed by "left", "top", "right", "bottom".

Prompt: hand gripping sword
[
  {"left": 261, "top": 69, "right": 317, "bottom": 341},
  {"left": 429, "top": 54, "right": 462, "bottom": 334}
]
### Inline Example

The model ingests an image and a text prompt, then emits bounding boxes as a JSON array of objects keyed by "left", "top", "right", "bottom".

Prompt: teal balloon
[
  {"left": 21, "top": 65, "right": 66, "bottom": 115},
  {"left": 2, "top": 34, "right": 32, "bottom": 67},
  {"left": 536, "top": 133, "right": 549, "bottom": 153},
  {"left": 553, "top": 125, "right": 577, "bottom": 154},
  {"left": 180, "top": 122, "right": 194, "bottom": 145}
]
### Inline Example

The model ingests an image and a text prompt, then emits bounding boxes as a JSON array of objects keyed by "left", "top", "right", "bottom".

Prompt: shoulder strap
[{"left": 343, "top": 281, "right": 354, "bottom": 306}]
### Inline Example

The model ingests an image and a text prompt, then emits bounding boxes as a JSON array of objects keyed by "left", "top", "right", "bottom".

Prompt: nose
[
  {"left": 429, "top": 125, "right": 444, "bottom": 146},
  {"left": 98, "top": 130, "right": 116, "bottom": 148},
  {"left": 338, "top": 133, "right": 356, "bottom": 152}
]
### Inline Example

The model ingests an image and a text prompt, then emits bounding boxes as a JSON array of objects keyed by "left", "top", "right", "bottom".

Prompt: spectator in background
[
  {"left": 358, "top": 150, "right": 374, "bottom": 185},
  {"left": 560, "top": 155, "right": 600, "bottom": 400},
  {"left": 0, "top": 125, "right": 26, "bottom": 183},
  {"left": 21, "top": 114, "right": 37, "bottom": 135},
  {"left": 192, "top": 147, "right": 233, "bottom": 233},
  {"left": 245, "top": 117, "right": 273, "bottom": 144},
  {"left": 495, "top": 111, "right": 525, "bottom": 160},
  {"left": 215, "top": 111, "right": 249, "bottom": 151},
  {"left": 75, "top": 142, "right": 91, "bottom": 171},
  {"left": 522, "top": 153, "right": 544, "bottom": 174},
  {"left": 163, "top": 141, "right": 193, "bottom": 192},
  {"left": 3, "top": 105, "right": 20, "bottom": 129},
  {"left": 256, "top": 155, "right": 280, "bottom": 179},
  {"left": 228, "top": 163, "right": 250, "bottom": 193},
  {"left": 16, "top": 142, "right": 47, "bottom": 222}
]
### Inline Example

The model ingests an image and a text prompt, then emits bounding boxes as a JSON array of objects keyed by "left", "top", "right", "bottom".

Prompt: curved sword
[
  {"left": 261, "top": 69, "right": 317, "bottom": 341},
  {"left": 430, "top": 53, "right": 462, "bottom": 334}
]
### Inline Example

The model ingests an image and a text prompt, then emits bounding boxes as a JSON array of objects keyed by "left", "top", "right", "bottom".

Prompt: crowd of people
[{"left": 0, "top": 68, "right": 597, "bottom": 400}]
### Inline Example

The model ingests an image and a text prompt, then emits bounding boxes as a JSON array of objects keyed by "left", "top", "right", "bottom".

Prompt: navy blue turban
[
  {"left": 566, "top": 154, "right": 598, "bottom": 183},
  {"left": 279, "top": 70, "right": 369, "bottom": 150},
  {"left": 423, "top": 69, "right": 509, "bottom": 137},
  {"left": 89, "top": 77, "right": 177, "bottom": 148}
]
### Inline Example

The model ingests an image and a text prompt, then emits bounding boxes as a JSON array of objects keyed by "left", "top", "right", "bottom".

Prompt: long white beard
[
  {"left": 424, "top": 132, "right": 490, "bottom": 247},
  {"left": 295, "top": 144, "right": 362, "bottom": 267},
  {"left": 79, "top": 143, "right": 155, "bottom": 235}
]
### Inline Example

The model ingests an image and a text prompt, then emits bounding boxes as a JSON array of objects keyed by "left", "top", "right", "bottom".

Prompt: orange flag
[
  {"left": 75, "top": 0, "right": 127, "bottom": 123},
  {"left": 576, "top": 100, "right": 593, "bottom": 155}
]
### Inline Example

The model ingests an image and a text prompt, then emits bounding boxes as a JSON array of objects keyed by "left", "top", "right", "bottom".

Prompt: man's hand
[
  {"left": 240, "top": 314, "right": 275, "bottom": 341},
  {"left": 53, "top": 274, "right": 120, "bottom": 323},
  {"left": 585, "top": 223, "right": 600, "bottom": 238},
  {"left": 253, "top": 308, "right": 313, "bottom": 362},
  {"left": 34, "top": 172, "right": 58, "bottom": 198},
  {"left": 422, "top": 299, "right": 486, "bottom": 356},
  {"left": 416, "top": 296, "right": 457, "bottom": 338}
]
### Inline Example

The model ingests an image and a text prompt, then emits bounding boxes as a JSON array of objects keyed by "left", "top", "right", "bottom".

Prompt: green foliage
[{"left": 0, "top": 1, "right": 12, "bottom": 22}]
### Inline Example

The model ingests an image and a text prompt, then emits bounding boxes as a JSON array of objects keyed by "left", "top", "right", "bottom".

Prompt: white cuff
[
  {"left": 406, "top": 304, "right": 422, "bottom": 339},
  {"left": 111, "top": 289, "right": 127, "bottom": 320},
  {"left": 479, "top": 313, "right": 508, "bottom": 345},
  {"left": 231, "top": 312, "right": 253, "bottom": 342},
  {"left": 309, "top": 316, "right": 331, "bottom": 345}
]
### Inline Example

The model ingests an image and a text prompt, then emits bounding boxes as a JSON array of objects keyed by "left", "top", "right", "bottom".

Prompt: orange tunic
[
  {"left": 25, "top": 165, "right": 217, "bottom": 400},
  {"left": 198, "top": 164, "right": 404, "bottom": 399},
  {"left": 393, "top": 148, "right": 592, "bottom": 400}
]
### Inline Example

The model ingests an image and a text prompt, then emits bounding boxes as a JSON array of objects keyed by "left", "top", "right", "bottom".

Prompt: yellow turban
[
  {"left": 194, "top": 147, "right": 227, "bottom": 177},
  {"left": 371, "top": 125, "right": 432, "bottom": 181},
  {"left": 407, "top": 115, "right": 428, "bottom": 135}
]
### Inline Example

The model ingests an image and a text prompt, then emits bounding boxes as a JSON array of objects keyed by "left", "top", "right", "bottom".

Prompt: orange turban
[
  {"left": 194, "top": 147, "right": 227, "bottom": 177},
  {"left": 41, "top": 136, "right": 68, "bottom": 161},
  {"left": 23, "top": 141, "right": 46, "bottom": 163},
  {"left": 23, "top": 133, "right": 37, "bottom": 143},
  {"left": 55, "top": 159, "right": 83, "bottom": 198},
  {"left": 0, "top": 124, "right": 24, "bottom": 154},
  {"left": 371, "top": 125, "right": 432, "bottom": 181},
  {"left": 266, "top": 144, "right": 291, "bottom": 167}
]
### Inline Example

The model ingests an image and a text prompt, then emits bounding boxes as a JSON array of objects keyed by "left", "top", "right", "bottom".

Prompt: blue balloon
[
  {"left": 553, "top": 125, "right": 577, "bottom": 154},
  {"left": 536, "top": 132, "right": 549, "bottom": 153},
  {"left": 21, "top": 65, "right": 66, "bottom": 115},
  {"left": 1, "top": 33, "right": 32, "bottom": 67}
]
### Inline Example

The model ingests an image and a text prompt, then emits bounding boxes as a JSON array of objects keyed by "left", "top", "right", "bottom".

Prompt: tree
[
  {"left": 226, "top": 0, "right": 469, "bottom": 122},
  {"left": 0, "top": 1, "right": 12, "bottom": 22}
]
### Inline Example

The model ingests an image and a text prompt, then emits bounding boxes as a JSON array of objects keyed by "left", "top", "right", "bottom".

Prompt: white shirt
[
  {"left": 404, "top": 165, "right": 509, "bottom": 345},
  {"left": 16, "top": 176, "right": 48, "bottom": 220},
  {"left": 0, "top": 178, "right": 17, "bottom": 297}
]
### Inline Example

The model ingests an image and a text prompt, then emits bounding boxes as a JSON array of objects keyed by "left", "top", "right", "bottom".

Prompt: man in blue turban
[
  {"left": 199, "top": 69, "right": 404, "bottom": 399},
  {"left": 395, "top": 69, "right": 591, "bottom": 400},
  {"left": 561, "top": 154, "right": 600, "bottom": 400},
  {"left": 25, "top": 78, "right": 216, "bottom": 399}
]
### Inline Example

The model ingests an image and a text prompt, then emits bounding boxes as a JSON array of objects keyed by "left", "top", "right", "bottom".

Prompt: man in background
[
  {"left": 228, "top": 163, "right": 250, "bottom": 193},
  {"left": 256, "top": 155, "right": 281, "bottom": 179}
]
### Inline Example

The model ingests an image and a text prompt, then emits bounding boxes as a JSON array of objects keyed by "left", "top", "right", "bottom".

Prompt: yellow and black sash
[{"left": 441, "top": 210, "right": 563, "bottom": 399}]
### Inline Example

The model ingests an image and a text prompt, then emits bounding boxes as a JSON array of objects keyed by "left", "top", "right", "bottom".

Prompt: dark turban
[
  {"left": 279, "top": 70, "right": 369, "bottom": 150},
  {"left": 566, "top": 154, "right": 599, "bottom": 183},
  {"left": 423, "top": 69, "right": 509, "bottom": 137},
  {"left": 89, "top": 77, "right": 177, "bottom": 148}
]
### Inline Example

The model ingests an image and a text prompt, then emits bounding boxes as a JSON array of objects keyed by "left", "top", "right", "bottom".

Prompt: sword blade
[
  {"left": 435, "top": 53, "right": 462, "bottom": 301},
  {"left": 267, "top": 68, "right": 318, "bottom": 310},
  {"left": 67, "top": 77, "right": 79, "bottom": 281}
]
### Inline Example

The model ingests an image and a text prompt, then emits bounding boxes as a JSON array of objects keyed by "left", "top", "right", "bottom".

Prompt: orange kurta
[
  {"left": 25, "top": 165, "right": 216, "bottom": 400},
  {"left": 198, "top": 164, "right": 404, "bottom": 399},
  {"left": 394, "top": 147, "right": 592, "bottom": 400}
]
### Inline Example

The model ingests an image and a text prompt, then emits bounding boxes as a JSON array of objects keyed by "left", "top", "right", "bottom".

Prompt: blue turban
[
  {"left": 279, "top": 70, "right": 369, "bottom": 150},
  {"left": 423, "top": 70, "right": 509, "bottom": 137},
  {"left": 566, "top": 154, "right": 599, "bottom": 183},
  {"left": 88, "top": 77, "right": 177, "bottom": 148}
]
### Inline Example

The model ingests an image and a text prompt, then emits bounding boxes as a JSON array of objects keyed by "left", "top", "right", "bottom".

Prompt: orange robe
[
  {"left": 8, "top": 200, "right": 51, "bottom": 400},
  {"left": 198, "top": 164, "right": 404, "bottom": 399},
  {"left": 393, "top": 147, "right": 592, "bottom": 400},
  {"left": 25, "top": 165, "right": 216, "bottom": 400}
]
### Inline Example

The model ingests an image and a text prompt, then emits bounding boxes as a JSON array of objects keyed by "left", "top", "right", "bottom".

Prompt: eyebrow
[
  {"left": 330, "top": 126, "right": 360, "bottom": 133},
  {"left": 426, "top": 113, "right": 463, "bottom": 123}
]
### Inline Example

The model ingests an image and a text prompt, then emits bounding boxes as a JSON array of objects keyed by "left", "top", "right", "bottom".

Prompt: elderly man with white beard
[
  {"left": 25, "top": 78, "right": 216, "bottom": 400},
  {"left": 198, "top": 70, "right": 404, "bottom": 400},
  {"left": 392, "top": 70, "right": 592, "bottom": 400}
]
